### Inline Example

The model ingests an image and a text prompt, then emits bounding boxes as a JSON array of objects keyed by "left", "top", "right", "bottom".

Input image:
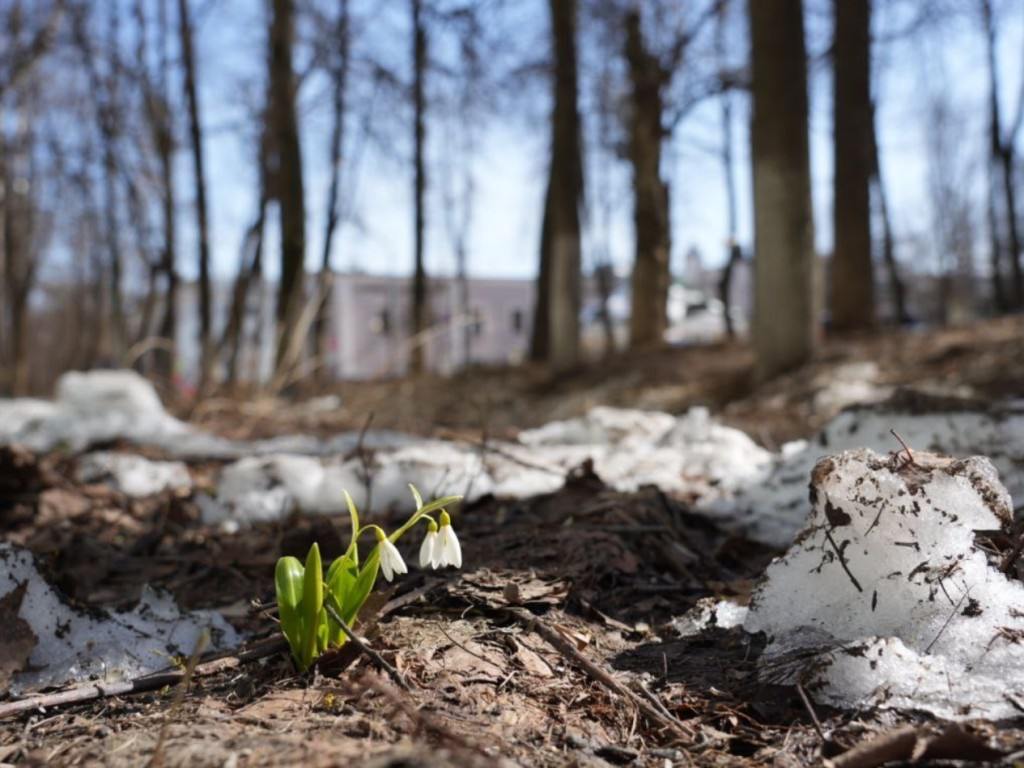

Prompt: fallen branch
[
  {"left": 504, "top": 606, "right": 696, "bottom": 743},
  {"left": 323, "top": 599, "right": 410, "bottom": 691},
  {"left": 0, "top": 635, "right": 286, "bottom": 720},
  {"left": 824, "top": 723, "right": 1003, "bottom": 768}
]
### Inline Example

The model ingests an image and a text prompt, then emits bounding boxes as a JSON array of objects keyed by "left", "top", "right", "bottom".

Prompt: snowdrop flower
[
  {"left": 435, "top": 511, "right": 462, "bottom": 569},
  {"left": 419, "top": 520, "right": 440, "bottom": 568},
  {"left": 376, "top": 531, "right": 408, "bottom": 582}
]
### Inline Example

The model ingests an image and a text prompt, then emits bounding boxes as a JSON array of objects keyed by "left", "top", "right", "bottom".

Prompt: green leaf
[
  {"left": 274, "top": 556, "right": 305, "bottom": 665},
  {"left": 409, "top": 484, "right": 424, "bottom": 510},
  {"left": 343, "top": 490, "right": 360, "bottom": 566},
  {"left": 300, "top": 543, "right": 323, "bottom": 669},
  {"left": 326, "top": 555, "right": 357, "bottom": 645},
  {"left": 341, "top": 547, "right": 381, "bottom": 626},
  {"left": 390, "top": 495, "right": 463, "bottom": 543}
]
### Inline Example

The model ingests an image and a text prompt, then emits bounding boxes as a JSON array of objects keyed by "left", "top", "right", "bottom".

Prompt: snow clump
[
  {"left": 745, "top": 448, "right": 1024, "bottom": 720},
  {"left": 0, "top": 543, "right": 240, "bottom": 694}
]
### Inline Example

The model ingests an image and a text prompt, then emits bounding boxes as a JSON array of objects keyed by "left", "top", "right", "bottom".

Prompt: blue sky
[{"left": 177, "top": 0, "right": 1023, "bottom": 286}]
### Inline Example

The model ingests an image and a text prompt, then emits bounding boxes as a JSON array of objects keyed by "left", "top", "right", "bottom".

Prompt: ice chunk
[
  {"left": 0, "top": 370, "right": 191, "bottom": 452},
  {"left": 77, "top": 452, "right": 192, "bottom": 497},
  {"left": 0, "top": 543, "right": 240, "bottom": 693},
  {"left": 745, "top": 449, "right": 1024, "bottom": 720},
  {"left": 713, "top": 396, "right": 1024, "bottom": 547},
  {"left": 670, "top": 597, "right": 749, "bottom": 638}
]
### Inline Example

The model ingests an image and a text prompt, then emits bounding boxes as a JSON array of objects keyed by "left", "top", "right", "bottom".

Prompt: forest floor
[
  {"left": 191, "top": 314, "right": 1024, "bottom": 447},
  {"left": 2, "top": 316, "right": 1024, "bottom": 767}
]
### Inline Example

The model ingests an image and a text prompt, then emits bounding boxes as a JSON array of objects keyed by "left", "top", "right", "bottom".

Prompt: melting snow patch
[
  {"left": 202, "top": 406, "right": 773, "bottom": 528},
  {"left": 0, "top": 370, "right": 191, "bottom": 453},
  {"left": 77, "top": 452, "right": 192, "bottom": 497},
  {"left": 711, "top": 394, "right": 1024, "bottom": 547},
  {"left": 0, "top": 543, "right": 240, "bottom": 694},
  {"left": 670, "top": 597, "right": 749, "bottom": 638},
  {"left": 745, "top": 448, "right": 1024, "bottom": 720}
]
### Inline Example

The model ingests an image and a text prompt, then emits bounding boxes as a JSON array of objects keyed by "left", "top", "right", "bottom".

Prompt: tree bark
[
  {"left": 409, "top": 0, "right": 429, "bottom": 374},
  {"left": 156, "top": 0, "right": 178, "bottom": 380},
  {"left": 749, "top": 0, "right": 817, "bottom": 379},
  {"left": 625, "top": 10, "right": 670, "bottom": 349},
  {"left": 269, "top": 0, "right": 307, "bottom": 380},
  {"left": 831, "top": 0, "right": 874, "bottom": 332},
  {"left": 867, "top": 98, "right": 907, "bottom": 325},
  {"left": 531, "top": 0, "right": 583, "bottom": 370},
  {"left": 980, "top": 0, "right": 1021, "bottom": 310},
  {"left": 177, "top": 0, "right": 213, "bottom": 387},
  {"left": 314, "top": 0, "right": 350, "bottom": 382}
]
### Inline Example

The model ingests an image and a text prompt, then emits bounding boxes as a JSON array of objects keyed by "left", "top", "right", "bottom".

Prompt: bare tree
[
  {"left": 530, "top": 0, "right": 584, "bottom": 370},
  {"left": 623, "top": 9, "right": 670, "bottom": 348},
  {"left": 409, "top": 0, "right": 429, "bottom": 374},
  {"left": 0, "top": 1, "right": 62, "bottom": 394},
  {"left": 868, "top": 96, "right": 907, "bottom": 325},
  {"left": 830, "top": 0, "right": 875, "bottom": 332},
  {"left": 749, "top": 0, "right": 817, "bottom": 378},
  {"left": 980, "top": 0, "right": 1022, "bottom": 310},
  {"left": 268, "top": 0, "right": 307, "bottom": 380},
  {"left": 714, "top": 0, "right": 743, "bottom": 339},
  {"left": 313, "top": 0, "right": 351, "bottom": 382},
  {"left": 135, "top": 0, "right": 178, "bottom": 379},
  {"left": 177, "top": 0, "right": 213, "bottom": 387},
  {"left": 925, "top": 91, "right": 977, "bottom": 325}
]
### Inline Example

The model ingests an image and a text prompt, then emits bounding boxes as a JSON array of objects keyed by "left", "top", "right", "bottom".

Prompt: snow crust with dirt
[{"left": 2, "top": 369, "right": 1024, "bottom": 718}]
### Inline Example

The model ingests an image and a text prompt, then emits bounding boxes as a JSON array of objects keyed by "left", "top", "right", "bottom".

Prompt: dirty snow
[
  {"left": 2, "top": 370, "right": 1022, "bottom": 548},
  {"left": 745, "top": 449, "right": 1024, "bottom": 720},
  {"left": 0, "top": 543, "right": 240, "bottom": 694},
  {"left": 669, "top": 597, "right": 748, "bottom": 638},
  {"left": 77, "top": 452, "right": 192, "bottom": 497},
  {"left": 199, "top": 406, "right": 773, "bottom": 528},
  {"left": 706, "top": 396, "right": 1024, "bottom": 546}
]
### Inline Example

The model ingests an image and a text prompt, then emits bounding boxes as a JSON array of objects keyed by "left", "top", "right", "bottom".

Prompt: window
[{"left": 372, "top": 308, "right": 392, "bottom": 336}]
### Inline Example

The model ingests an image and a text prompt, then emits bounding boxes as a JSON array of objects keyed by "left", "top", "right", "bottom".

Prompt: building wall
[
  {"left": 329, "top": 274, "right": 535, "bottom": 378},
  {"left": 175, "top": 273, "right": 535, "bottom": 383}
]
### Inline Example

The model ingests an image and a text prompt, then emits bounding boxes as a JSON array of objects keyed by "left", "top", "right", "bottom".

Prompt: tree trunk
[
  {"left": 154, "top": 0, "right": 178, "bottom": 381},
  {"left": 531, "top": 0, "right": 583, "bottom": 370},
  {"left": 177, "top": 0, "right": 213, "bottom": 388},
  {"left": 409, "top": 0, "right": 429, "bottom": 374},
  {"left": 867, "top": 99, "right": 907, "bottom": 325},
  {"left": 830, "top": 0, "right": 874, "bottom": 332},
  {"left": 980, "top": 0, "right": 1021, "bottom": 310},
  {"left": 749, "top": 0, "right": 817, "bottom": 379},
  {"left": 999, "top": 144, "right": 1022, "bottom": 308},
  {"left": 314, "top": 0, "right": 350, "bottom": 382},
  {"left": 223, "top": 131, "right": 269, "bottom": 388},
  {"left": 269, "top": 0, "right": 307, "bottom": 380},
  {"left": 625, "top": 10, "right": 670, "bottom": 349}
]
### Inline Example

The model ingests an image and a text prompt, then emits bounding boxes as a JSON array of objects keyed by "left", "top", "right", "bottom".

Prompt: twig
[
  {"left": 888, "top": 429, "right": 916, "bottom": 469},
  {"left": 823, "top": 723, "right": 1003, "bottom": 768},
  {"left": 0, "top": 636, "right": 287, "bottom": 720},
  {"left": 823, "top": 527, "right": 863, "bottom": 593},
  {"left": 795, "top": 682, "right": 826, "bottom": 743},
  {"left": 352, "top": 411, "right": 376, "bottom": 513},
  {"left": 924, "top": 585, "right": 971, "bottom": 654},
  {"left": 504, "top": 606, "right": 695, "bottom": 743},
  {"left": 147, "top": 630, "right": 208, "bottom": 768},
  {"left": 323, "top": 600, "right": 410, "bottom": 691}
]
